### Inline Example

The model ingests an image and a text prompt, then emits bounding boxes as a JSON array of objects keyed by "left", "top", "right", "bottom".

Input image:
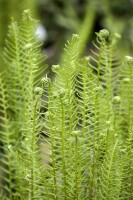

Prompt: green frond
[
  {"left": 3, "top": 10, "right": 47, "bottom": 134},
  {"left": 96, "top": 140, "right": 124, "bottom": 200},
  {"left": 0, "top": 72, "right": 19, "bottom": 198},
  {"left": 53, "top": 34, "right": 80, "bottom": 92},
  {"left": 120, "top": 128, "right": 133, "bottom": 199},
  {"left": 39, "top": 35, "right": 82, "bottom": 199},
  {"left": 1, "top": 10, "right": 47, "bottom": 199},
  {"left": 120, "top": 56, "right": 133, "bottom": 130}
]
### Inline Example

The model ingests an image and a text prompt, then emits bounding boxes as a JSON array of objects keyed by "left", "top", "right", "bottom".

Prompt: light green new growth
[{"left": 0, "top": 10, "right": 133, "bottom": 200}]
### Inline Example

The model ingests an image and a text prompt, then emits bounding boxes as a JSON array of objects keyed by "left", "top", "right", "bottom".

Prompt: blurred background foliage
[{"left": 0, "top": 0, "right": 133, "bottom": 68}]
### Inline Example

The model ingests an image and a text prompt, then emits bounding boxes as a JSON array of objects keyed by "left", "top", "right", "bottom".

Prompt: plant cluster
[{"left": 0, "top": 10, "right": 133, "bottom": 200}]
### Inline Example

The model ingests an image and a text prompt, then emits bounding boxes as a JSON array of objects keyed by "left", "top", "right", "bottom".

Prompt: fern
[
  {"left": 39, "top": 30, "right": 125, "bottom": 199},
  {"left": 96, "top": 140, "right": 124, "bottom": 200},
  {"left": 0, "top": 10, "right": 46, "bottom": 199},
  {"left": 4, "top": 9, "right": 46, "bottom": 137},
  {"left": 120, "top": 56, "right": 133, "bottom": 130},
  {"left": 0, "top": 72, "right": 18, "bottom": 198},
  {"left": 39, "top": 34, "right": 81, "bottom": 200},
  {"left": 0, "top": 9, "right": 133, "bottom": 200}
]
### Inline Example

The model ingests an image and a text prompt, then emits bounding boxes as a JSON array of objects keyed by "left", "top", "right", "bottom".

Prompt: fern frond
[
  {"left": 39, "top": 35, "right": 86, "bottom": 199},
  {"left": 4, "top": 9, "right": 47, "bottom": 134},
  {"left": 0, "top": 72, "right": 19, "bottom": 199},
  {"left": 96, "top": 140, "right": 124, "bottom": 200},
  {"left": 120, "top": 128, "right": 133, "bottom": 199},
  {"left": 120, "top": 56, "right": 133, "bottom": 130},
  {"left": 2, "top": 10, "right": 47, "bottom": 199}
]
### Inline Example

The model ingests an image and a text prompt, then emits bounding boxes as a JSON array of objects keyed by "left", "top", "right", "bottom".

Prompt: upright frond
[
  {"left": 96, "top": 140, "right": 124, "bottom": 200},
  {"left": 3, "top": 9, "right": 47, "bottom": 136}
]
